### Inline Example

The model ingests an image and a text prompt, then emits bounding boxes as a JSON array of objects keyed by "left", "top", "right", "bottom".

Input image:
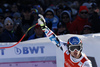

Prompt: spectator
[
  {"left": 60, "top": 10, "right": 72, "bottom": 31},
  {"left": 0, "top": 22, "right": 4, "bottom": 35},
  {"left": 44, "top": 8, "right": 59, "bottom": 33},
  {"left": 64, "top": 5, "right": 72, "bottom": 15},
  {"left": 11, "top": 3, "right": 19, "bottom": 17},
  {"left": 4, "top": 8, "right": 12, "bottom": 18},
  {"left": 70, "top": 1, "right": 80, "bottom": 21},
  {"left": 69, "top": 6, "right": 91, "bottom": 34},
  {"left": 0, "top": 8, "right": 3, "bottom": 14},
  {"left": 13, "top": 12, "right": 22, "bottom": 25},
  {"left": 0, "top": 8, "right": 4, "bottom": 24},
  {"left": 14, "top": 24, "right": 25, "bottom": 41},
  {"left": 35, "top": 5, "right": 44, "bottom": 15},
  {"left": 0, "top": 14, "right": 5, "bottom": 24},
  {"left": 82, "top": 2, "right": 93, "bottom": 15},
  {"left": 88, "top": 3, "right": 100, "bottom": 33},
  {"left": 55, "top": 22, "right": 69, "bottom": 35},
  {"left": 28, "top": 8, "right": 39, "bottom": 38},
  {"left": 0, "top": 17, "right": 18, "bottom": 42},
  {"left": 28, "top": 25, "right": 46, "bottom": 40},
  {"left": 82, "top": 2, "right": 94, "bottom": 23},
  {"left": 21, "top": 7, "right": 33, "bottom": 31},
  {"left": 55, "top": 3, "right": 64, "bottom": 18},
  {"left": 31, "top": 8, "right": 38, "bottom": 25},
  {"left": 81, "top": 25, "right": 93, "bottom": 34},
  {"left": 71, "top": 1, "right": 80, "bottom": 10}
]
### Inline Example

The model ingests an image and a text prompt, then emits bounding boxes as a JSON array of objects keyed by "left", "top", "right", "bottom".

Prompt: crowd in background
[{"left": 0, "top": 0, "right": 100, "bottom": 42}]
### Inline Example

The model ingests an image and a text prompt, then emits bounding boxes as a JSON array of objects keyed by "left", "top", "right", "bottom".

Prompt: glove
[{"left": 38, "top": 14, "right": 47, "bottom": 30}]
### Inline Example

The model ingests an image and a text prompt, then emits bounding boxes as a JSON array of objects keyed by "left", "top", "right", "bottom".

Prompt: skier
[{"left": 38, "top": 14, "right": 92, "bottom": 67}]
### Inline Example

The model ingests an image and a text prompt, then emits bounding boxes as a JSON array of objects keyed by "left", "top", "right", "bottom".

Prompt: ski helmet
[{"left": 67, "top": 36, "right": 83, "bottom": 52}]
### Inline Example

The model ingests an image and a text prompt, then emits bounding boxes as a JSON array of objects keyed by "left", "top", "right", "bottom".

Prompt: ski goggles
[{"left": 69, "top": 45, "right": 82, "bottom": 52}]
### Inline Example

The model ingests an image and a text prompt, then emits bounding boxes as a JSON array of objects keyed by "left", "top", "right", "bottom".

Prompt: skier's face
[{"left": 70, "top": 49, "right": 81, "bottom": 59}]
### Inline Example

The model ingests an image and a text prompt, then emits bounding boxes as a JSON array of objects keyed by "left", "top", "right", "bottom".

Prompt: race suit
[{"left": 43, "top": 27, "right": 92, "bottom": 67}]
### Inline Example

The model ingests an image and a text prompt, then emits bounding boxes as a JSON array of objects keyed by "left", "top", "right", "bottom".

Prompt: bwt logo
[{"left": 14, "top": 46, "right": 45, "bottom": 55}]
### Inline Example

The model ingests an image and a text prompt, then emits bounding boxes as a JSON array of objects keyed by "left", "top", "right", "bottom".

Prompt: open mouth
[{"left": 74, "top": 52, "right": 78, "bottom": 56}]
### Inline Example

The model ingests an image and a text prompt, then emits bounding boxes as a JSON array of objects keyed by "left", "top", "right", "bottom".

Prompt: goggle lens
[{"left": 69, "top": 45, "right": 81, "bottom": 51}]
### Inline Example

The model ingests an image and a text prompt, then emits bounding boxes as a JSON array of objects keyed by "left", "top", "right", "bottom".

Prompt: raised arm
[{"left": 38, "top": 14, "right": 67, "bottom": 51}]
